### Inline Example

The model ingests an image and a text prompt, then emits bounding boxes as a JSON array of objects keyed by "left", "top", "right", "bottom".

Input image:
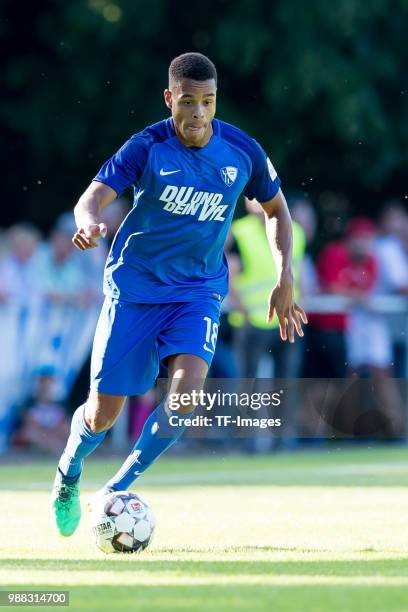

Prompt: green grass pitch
[{"left": 2, "top": 447, "right": 408, "bottom": 611}]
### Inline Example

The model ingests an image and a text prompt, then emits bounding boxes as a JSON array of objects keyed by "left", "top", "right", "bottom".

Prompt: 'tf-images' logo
[{"left": 220, "top": 166, "right": 238, "bottom": 187}]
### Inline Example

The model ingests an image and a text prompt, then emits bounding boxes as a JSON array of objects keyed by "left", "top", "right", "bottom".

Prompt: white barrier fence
[
  {"left": 303, "top": 294, "right": 408, "bottom": 377},
  {"left": 0, "top": 300, "right": 100, "bottom": 449}
]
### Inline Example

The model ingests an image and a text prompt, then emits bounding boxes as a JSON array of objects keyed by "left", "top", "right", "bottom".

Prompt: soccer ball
[{"left": 90, "top": 491, "right": 155, "bottom": 553}]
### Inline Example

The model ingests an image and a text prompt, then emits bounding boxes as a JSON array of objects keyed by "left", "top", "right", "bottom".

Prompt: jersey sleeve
[
  {"left": 244, "top": 140, "right": 281, "bottom": 202},
  {"left": 93, "top": 135, "right": 149, "bottom": 195}
]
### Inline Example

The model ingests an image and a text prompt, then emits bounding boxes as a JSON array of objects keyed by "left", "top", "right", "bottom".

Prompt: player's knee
[
  {"left": 84, "top": 393, "right": 123, "bottom": 433},
  {"left": 84, "top": 405, "right": 114, "bottom": 433},
  {"left": 86, "top": 412, "right": 114, "bottom": 434}
]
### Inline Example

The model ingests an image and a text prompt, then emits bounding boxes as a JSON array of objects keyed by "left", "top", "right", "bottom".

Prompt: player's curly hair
[{"left": 169, "top": 52, "right": 217, "bottom": 85}]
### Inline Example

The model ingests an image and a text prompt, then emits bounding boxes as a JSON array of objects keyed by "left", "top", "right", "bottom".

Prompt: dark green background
[{"left": 2, "top": 0, "right": 407, "bottom": 232}]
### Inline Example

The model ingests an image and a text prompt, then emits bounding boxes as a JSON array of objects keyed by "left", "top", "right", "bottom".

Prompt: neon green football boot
[{"left": 51, "top": 470, "right": 81, "bottom": 537}]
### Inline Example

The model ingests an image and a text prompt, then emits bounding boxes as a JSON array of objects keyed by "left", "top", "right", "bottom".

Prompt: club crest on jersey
[{"left": 220, "top": 166, "right": 238, "bottom": 187}]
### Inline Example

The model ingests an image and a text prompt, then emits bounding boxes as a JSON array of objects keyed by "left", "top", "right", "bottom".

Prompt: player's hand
[
  {"left": 267, "top": 276, "right": 308, "bottom": 343},
  {"left": 72, "top": 223, "right": 107, "bottom": 251}
]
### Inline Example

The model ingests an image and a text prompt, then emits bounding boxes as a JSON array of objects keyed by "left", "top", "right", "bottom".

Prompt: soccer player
[{"left": 52, "top": 52, "right": 307, "bottom": 536}]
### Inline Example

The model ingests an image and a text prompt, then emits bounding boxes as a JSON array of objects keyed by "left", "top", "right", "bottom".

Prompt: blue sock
[
  {"left": 58, "top": 405, "right": 107, "bottom": 480},
  {"left": 105, "top": 401, "right": 192, "bottom": 491}
]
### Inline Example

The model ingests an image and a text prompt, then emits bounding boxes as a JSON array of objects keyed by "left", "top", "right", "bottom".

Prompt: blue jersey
[{"left": 94, "top": 117, "right": 281, "bottom": 303}]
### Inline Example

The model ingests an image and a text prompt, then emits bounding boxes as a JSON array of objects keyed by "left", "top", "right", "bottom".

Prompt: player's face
[{"left": 164, "top": 78, "right": 216, "bottom": 147}]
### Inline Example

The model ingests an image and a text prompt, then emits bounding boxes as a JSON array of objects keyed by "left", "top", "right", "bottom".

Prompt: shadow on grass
[
  {"left": 4, "top": 476, "right": 408, "bottom": 491},
  {"left": 2, "top": 557, "right": 408, "bottom": 576},
  {"left": 3, "top": 448, "right": 408, "bottom": 490}
]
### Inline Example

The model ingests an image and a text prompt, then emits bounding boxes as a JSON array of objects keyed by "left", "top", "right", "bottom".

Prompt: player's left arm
[{"left": 259, "top": 188, "right": 308, "bottom": 342}]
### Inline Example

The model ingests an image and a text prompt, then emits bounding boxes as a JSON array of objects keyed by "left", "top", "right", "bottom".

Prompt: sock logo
[{"left": 131, "top": 450, "right": 142, "bottom": 464}]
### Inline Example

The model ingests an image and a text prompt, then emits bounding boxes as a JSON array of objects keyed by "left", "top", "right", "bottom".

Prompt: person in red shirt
[
  {"left": 305, "top": 218, "right": 404, "bottom": 438},
  {"left": 307, "top": 218, "right": 378, "bottom": 377}
]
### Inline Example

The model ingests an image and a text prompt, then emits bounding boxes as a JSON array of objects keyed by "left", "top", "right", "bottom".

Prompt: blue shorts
[{"left": 90, "top": 297, "right": 221, "bottom": 396}]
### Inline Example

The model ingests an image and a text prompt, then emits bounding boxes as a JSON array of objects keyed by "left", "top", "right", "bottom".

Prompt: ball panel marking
[
  {"left": 125, "top": 499, "right": 146, "bottom": 518},
  {"left": 115, "top": 511, "right": 136, "bottom": 533},
  {"left": 133, "top": 518, "right": 151, "bottom": 542},
  {"left": 106, "top": 497, "right": 126, "bottom": 516}
]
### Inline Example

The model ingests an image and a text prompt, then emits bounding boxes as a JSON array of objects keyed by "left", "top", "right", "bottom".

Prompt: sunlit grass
[{"left": 1, "top": 448, "right": 408, "bottom": 610}]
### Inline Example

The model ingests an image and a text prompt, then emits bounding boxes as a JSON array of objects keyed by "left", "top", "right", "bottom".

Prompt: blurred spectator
[
  {"left": 37, "top": 215, "right": 87, "bottom": 305},
  {"left": 290, "top": 197, "right": 319, "bottom": 298},
  {"left": 375, "top": 202, "right": 408, "bottom": 296},
  {"left": 0, "top": 224, "right": 45, "bottom": 431},
  {"left": 14, "top": 367, "right": 70, "bottom": 454},
  {"left": 375, "top": 202, "right": 408, "bottom": 378},
  {"left": 31, "top": 216, "right": 103, "bottom": 400},
  {"left": 0, "top": 223, "right": 43, "bottom": 306},
  {"left": 309, "top": 217, "right": 404, "bottom": 436},
  {"left": 0, "top": 207, "right": 136, "bottom": 454},
  {"left": 342, "top": 218, "right": 386, "bottom": 372},
  {"left": 377, "top": 200, "right": 408, "bottom": 243},
  {"left": 307, "top": 218, "right": 378, "bottom": 377}
]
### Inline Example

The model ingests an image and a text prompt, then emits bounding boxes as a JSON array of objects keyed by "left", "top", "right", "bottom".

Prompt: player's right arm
[
  {"left": 72, "top": 133, "right": 149, "bottom": 251},
  {"left": 72, "top": 181, "right": 117, "bottom": 250}
]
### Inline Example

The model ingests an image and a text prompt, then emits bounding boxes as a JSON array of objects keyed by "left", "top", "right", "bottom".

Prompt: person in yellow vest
[
  {"left": 230, "top": 197, "right": 306, "bottom": 371},
  {"left": 229, "top": 197, "right": 306, "bottom": 449}
]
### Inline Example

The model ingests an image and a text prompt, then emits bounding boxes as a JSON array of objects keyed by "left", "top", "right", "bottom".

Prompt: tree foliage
[{"left": 2, "top": 0, "right": 407, "bottom": 228}]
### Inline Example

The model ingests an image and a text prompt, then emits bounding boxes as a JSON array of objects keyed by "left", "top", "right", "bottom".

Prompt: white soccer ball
[{"left": 90, "top": 491, "right": 155, "bottom": 553}]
